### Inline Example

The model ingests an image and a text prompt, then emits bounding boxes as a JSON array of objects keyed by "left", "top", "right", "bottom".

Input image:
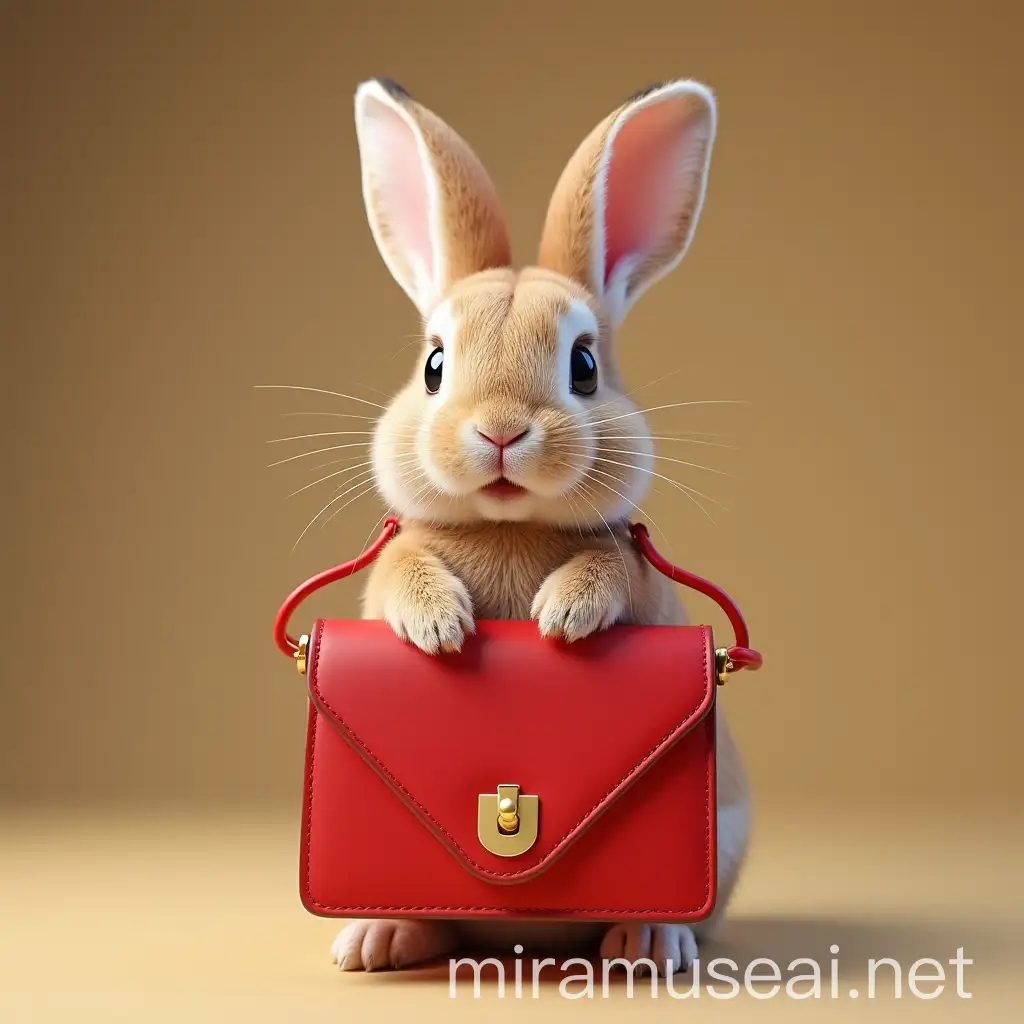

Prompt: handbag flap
[{"left": 307, "top": 618, "right": 714, "bottom": 883}]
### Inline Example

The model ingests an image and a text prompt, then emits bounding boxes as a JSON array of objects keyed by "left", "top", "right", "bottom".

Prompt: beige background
[
  {"left": 4, "top": 0, "right": 1021, "bottom": 812},
  {"left": 1, "top": 1, "right": 1022, "bottom": 1020}
]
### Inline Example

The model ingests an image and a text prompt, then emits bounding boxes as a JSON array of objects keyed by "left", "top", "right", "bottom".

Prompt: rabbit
[{"left": 329, "top": 76, "right": 751, "bottom": 978}]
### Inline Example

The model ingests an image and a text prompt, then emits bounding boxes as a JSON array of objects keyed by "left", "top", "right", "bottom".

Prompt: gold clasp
[
  {"left": 477, "top": 784, "right": 539, "bottom": 857},
  {"left": 498, "top": 794, "right": 519, "bottom": 833},
  {"left": 715, "top": 647, "right": 734, "bottom": 686},
  {"left": 295, "top": 634, "right": 310, "bottom": 677}
]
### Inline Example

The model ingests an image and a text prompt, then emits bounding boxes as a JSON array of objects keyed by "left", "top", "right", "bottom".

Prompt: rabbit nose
[{"left": 476, "top": 427, "right": 530, "bottom": 449}]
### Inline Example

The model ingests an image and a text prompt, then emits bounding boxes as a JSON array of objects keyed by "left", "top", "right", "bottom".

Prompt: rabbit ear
[
  {"left": 353, "top": 79, "right": 512, "bottom": 317},
  {"left": 537, "top": 80, "right": 717, "bottom": 327}
]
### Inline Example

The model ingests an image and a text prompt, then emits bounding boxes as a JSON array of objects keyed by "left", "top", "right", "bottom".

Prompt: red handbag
[{"left": 273, "top": 519, "right": 762, "bottom": 924}]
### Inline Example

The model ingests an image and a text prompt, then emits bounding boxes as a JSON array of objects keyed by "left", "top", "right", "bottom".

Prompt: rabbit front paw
[
  {"left": 382, "top": 556, "right": 475, "bottom": 654},
  {"left": 531, "top": 552, "right": 629, "bottom": 643}
]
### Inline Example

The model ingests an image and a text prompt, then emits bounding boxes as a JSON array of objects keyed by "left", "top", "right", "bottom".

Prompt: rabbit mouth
[{"left": 479, "top": 477, "right": 528, "bottom": 500}]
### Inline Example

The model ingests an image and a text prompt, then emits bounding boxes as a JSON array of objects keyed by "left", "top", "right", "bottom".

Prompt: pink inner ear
[
  {"left": 367, "top": 99, "right": 434, "bottom": 287},
  {"left": 603, "top": 101, "right": 695, "bottom": 290}
]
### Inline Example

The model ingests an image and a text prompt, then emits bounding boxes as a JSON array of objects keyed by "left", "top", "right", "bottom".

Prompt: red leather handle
[
  {"left": 628, "top": 523, "right": 762, "bottom": 674},
  {"left": 273, "top": 517, "right": 401, "bottom": 657},
  {"left": 273, "top": 517, "right": 762, "bottom": 674}
]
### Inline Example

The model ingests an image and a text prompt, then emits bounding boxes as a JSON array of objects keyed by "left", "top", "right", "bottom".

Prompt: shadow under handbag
[{"left": 272, "top": 518, "right": 762, "bottom": 924}]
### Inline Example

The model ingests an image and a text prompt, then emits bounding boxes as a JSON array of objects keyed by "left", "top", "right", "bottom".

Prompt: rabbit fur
[{"left": 329, "top": 77, "right": 750, "bottom": 977}]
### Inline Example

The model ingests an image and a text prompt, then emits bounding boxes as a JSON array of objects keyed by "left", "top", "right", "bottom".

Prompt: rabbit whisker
[
  {"left": 391, "top": 335, "right": 432, "bottom": 360},
  {"left": 351, "top": 380, "right": 394, "bottom": 400},
  {"left": 561, "top": 487, "right": 587, "bottom": 539},
  {"left": 304, "top": 453, "right": 377, "bottom": 473},
  {"left": 580, "top": 472, "right": 668, "bottom": 541},
  {"left": 287, "top": 462, "right": 376, "bottom": 499},
  {"left": 267, "top": 430, "right": 414, "bottom": 444},
  {"left": 581, "top": 458, "right": 717, "bottom": 525},
  {"left": 268, "top": 442, "right": 376, "bottom": 468},
  {"left": 304, "top": 447, "right": 418, "bottom": 474},
  {"left": 391, "top": 472, "right": 442, "bottom": 525},
  {"left": 556, "top": 444, "right": 733, "bottom": 478},
  {"left": 291, "top": 453, "right": 420, "bottom": 501},
  {"left": 254, "top": 384, "right": 388, "bottom": 411},
  {"left": 581, "top": 453, "right": 726, "bottom": 518},
  {"left": 567, "top": 366, "right": 688, "bottom": 422},
  {"left": 584, "top": 399, "right": 750, "bottom": 430},
  {"left": 359, "top": 507, "right": 398, "bottom": 554},
  {"left": 318, "top": 481, "right": 382, "bottom": 533},
  {"left": 571, "top": 482, "right": 634, "bottom": 619},
  {"left": 291, "top": 475, "right": 385, "bottom": 553},
  {"left": 550, "top": 460, "right": 666, "bottom": 542},
  {"left": 281, "top": 411, "right": 381, "bottom": 422},
  {"left": 586, "top": 433, "right": 735, "bottom": 449},
  {"left": 268, "top": 431, "right": 377, "bottom": 444}
]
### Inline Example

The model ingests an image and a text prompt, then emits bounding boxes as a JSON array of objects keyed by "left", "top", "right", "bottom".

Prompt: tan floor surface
[{"left": 1, "top": 806, "right": 1019, "bottom": 1022}]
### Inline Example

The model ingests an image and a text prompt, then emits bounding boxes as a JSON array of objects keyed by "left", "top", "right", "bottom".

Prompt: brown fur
[
  {"left": 388, "top": 88, "right": 512, "bottom": 299},
  {"left": 363, "top": 518, "right": 683, "bottom": 625},
  {"left": 339, "top": 77, "right": 746, "bottom": 975},
  {"left": 537, "top": 93, "right": 713, "bottom": 304}
]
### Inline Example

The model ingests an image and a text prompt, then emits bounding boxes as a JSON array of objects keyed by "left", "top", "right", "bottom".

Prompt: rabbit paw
[
  {"left": 332, "top": 919, "right": 458, "bottom": 972},
  {"left": 600, "top": 923, "right": 698, "bottom": 977},
  {"left": 383, "top": 557, "right": 475, "bottom": 654},
  {"left": 531, "top": 553, "right": 628, "bottom": 642}
]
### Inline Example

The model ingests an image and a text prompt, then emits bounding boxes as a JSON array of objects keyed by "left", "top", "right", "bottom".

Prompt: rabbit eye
[
  {"left": 424, "top": 346, "right": 443, "bottom": 394},
  {"left": 570, "top": 344, "right": 598, "bottom": 396}
]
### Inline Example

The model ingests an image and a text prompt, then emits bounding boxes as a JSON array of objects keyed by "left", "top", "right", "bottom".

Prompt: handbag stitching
[
  {"left": 301, "top": 708, "right": 714, "bottom": 916},
  {"left": 304, "top": 620, "right": 714, "bottom": 890},
  {"left": 309, "top": 621, "right": 711, "bottom": 878}
]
